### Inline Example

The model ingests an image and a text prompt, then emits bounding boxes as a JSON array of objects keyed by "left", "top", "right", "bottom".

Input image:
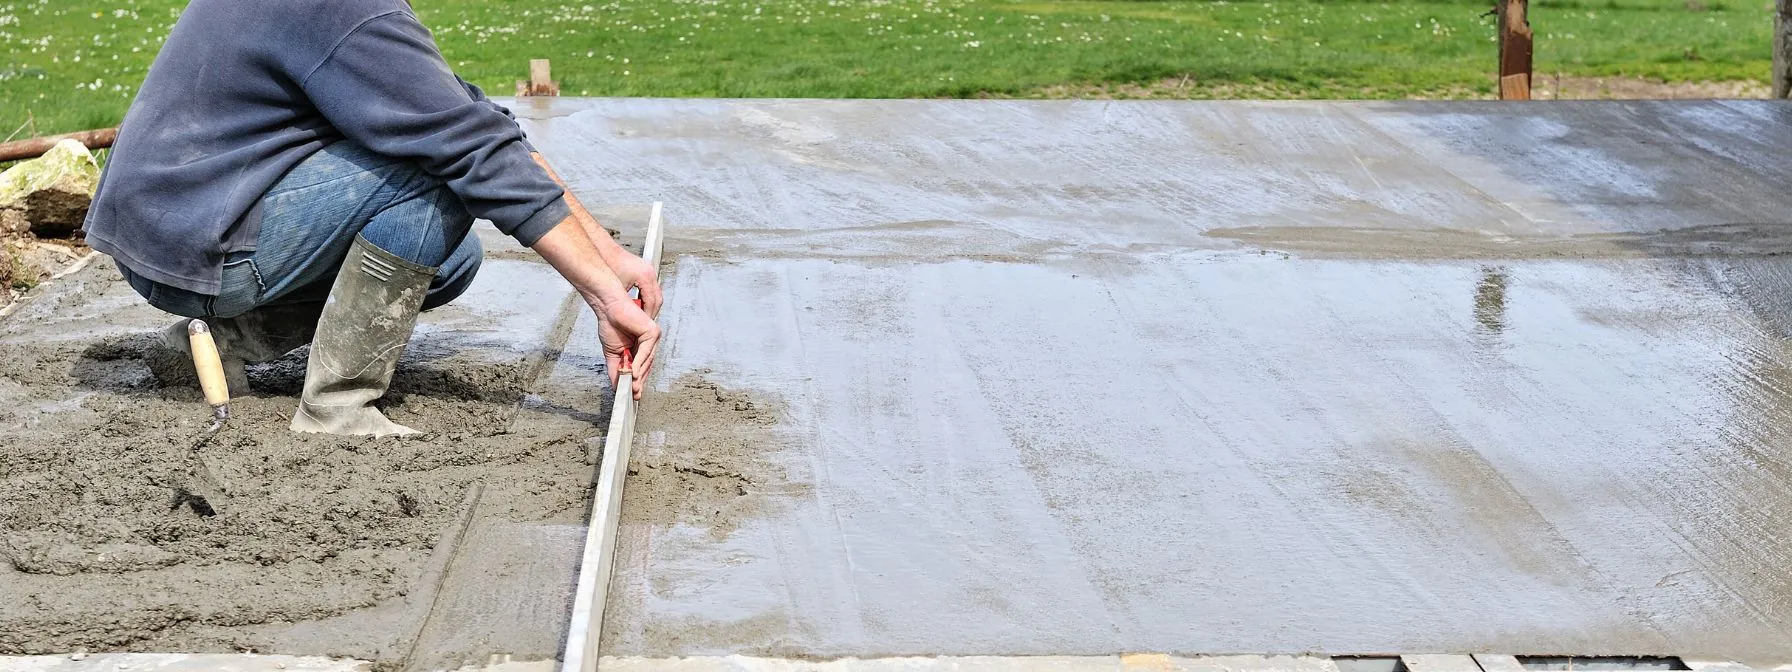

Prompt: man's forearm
[
  {"left": 531, "top": 216, "right": 629, "bottom": 307},
  {"left": 531, "top": 153, "right": 632, "bottom": 265}
]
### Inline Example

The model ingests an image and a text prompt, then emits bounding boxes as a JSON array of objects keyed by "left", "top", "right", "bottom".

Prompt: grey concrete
[
  {"left": 0, "top": 221, "right": 613, "bottom": 663},
  {"left": 1399, "top": 656, "right": 1480, "bottom": 672},
  {"left": 0, "top": 654, "right": 369, "bottom": 671},
  {"left": 14, "top": 654, "right": 1792, "bottom": 672},
  {"left": 504, "top": 99, "right": 1792, "bottom": 664},
  {"left": 1469, "top": 656, "right": 1527, "bottom": 672},
  {"left": 595, "top": 655, "right": 1348, "bottom": 672}
]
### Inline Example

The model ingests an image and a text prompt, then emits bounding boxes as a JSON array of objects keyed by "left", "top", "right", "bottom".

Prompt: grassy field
[{"left": 0, "top": 0, "right": 1773, "bottom": 136}]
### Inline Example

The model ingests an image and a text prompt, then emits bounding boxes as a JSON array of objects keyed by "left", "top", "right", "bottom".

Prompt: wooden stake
[
  {"left": 518, "top": 59, "right": 560, "bottom": 97},
  {"left": 561, "top": 202, "right": 664, "bottom": 672},
  {"left": 0, "top": 127, "right": 116, "bottom": 163},
  {"left": 1776, "top": 0, "right": 1792, "bottom": 98},
  {"left": 1496, "top": 0, "right": 1533, "bottom": 100}
]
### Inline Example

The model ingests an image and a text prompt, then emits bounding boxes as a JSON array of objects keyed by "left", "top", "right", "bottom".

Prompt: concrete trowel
[{"left": 173, "top": 319, "right": 233, "bottom": 517}]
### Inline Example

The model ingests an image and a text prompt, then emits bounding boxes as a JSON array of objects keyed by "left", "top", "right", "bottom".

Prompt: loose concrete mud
[
  {"left": 623, "top": 372, "right": 806, "bottom": 542},
  {"left": 601, "top": 371, "right": 812, "bottom": 654},
  {"left": 0, "top": 296, "right": 593, "bottom": 656}
]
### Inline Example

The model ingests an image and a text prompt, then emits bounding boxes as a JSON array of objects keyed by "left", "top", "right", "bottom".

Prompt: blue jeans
[{"left": 120, "top": 141, "right": 481, "bottom": 319}]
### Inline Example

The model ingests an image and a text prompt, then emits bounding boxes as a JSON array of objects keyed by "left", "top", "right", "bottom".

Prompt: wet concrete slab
[
  {"left": 0, "top": 654, "right": 368, "bottom": 671},
  {"left": 507, "top": 99, "right": 1792, "bottom": 664},
  {"left": 0, "top": 221, "right": 599, "bottom": 662}
]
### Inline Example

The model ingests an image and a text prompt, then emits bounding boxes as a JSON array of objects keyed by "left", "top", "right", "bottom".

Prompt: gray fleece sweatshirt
[{"left": 84, "top": 0, "right": 569, "bottom": 294}]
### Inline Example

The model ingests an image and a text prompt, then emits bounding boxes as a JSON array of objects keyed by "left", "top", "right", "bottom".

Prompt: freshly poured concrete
[{"left": 501, "top": 99, "right": 1792, "bottom": 664}]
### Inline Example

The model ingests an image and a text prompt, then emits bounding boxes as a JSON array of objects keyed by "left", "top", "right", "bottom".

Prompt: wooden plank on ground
[
  {"left": 1172, "top": 656, "right": 1343, "bottom": 672},
  {"left": 1402, "top": 655, "right": 1482, "bottom": 672},
  {"left": 560, "top": 203, "right": 665, "bottom": 672},
  {"left": 1470, "top": 655, "right": 1526, "bottom": 672},
  {"left": 1685, "top": 661, "right": 1759, "bottom": 672}
]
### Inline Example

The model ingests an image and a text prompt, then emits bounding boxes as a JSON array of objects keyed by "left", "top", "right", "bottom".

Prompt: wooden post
[
  {"left": 517, "top": 59, "right": 560, "bottom": 97},
  {"left": 1776, "top": 0, "right": 1792, "bottom": 97},
  {"left": 1496, "top": 0, "right": 1533, "bottom": 100}
]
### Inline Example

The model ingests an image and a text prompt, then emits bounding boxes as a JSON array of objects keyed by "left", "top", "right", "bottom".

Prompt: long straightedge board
[{"left": 561, "top": 202, "right": 665, "bottom": 672}]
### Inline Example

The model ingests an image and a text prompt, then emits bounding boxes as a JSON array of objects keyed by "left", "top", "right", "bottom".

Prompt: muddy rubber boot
[
  {"left": 290, "top": 235, "right": 435, "bottom": 437},
  {"left": 160, "top": 305, "right": 322, "bottom": 394}
]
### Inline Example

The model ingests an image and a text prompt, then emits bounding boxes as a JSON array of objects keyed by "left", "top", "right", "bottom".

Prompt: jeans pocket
[{"left": 213, "top": 257, "right": 266, "bottom": 318}]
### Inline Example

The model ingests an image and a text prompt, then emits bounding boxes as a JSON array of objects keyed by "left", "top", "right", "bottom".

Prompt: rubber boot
[
  {"left": 290, "top": 235, "right": 435, "bottom": 437},
  {"left": 161, "top": 304, "right": 322, "bottom": 394}
]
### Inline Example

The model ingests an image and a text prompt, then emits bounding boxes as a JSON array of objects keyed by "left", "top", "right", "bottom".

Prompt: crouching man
[{"left": 82, "top": 0, "right": 661, "bottom": 436}]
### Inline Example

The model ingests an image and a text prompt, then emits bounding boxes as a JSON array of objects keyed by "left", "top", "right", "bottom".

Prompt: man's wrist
[
  {"left": 581, "top": 277, "right": 631, "bottom": 308},
  {"left": 579, "top": 212, "right": 627, "bottom": 261},
  {"left": 530, "top": 214, "right": 632, "bottom": 308}
]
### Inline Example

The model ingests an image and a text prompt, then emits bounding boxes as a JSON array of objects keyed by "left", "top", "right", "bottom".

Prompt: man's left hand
[{"left": 609, "top": 250, "right": 662, "bottom": 319}]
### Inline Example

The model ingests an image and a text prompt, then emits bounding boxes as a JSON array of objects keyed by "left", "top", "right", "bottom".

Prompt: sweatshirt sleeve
[
  {"left": 457, "top": 75, "right": 538, "bottom": 154},
  {"left": 301, "top": 12, "right": 568, "bottom": 247}
]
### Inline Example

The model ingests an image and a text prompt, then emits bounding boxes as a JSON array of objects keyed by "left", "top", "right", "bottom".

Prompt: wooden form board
[{"left": 561, "top": 202, "right": 665, "bottom": 672}]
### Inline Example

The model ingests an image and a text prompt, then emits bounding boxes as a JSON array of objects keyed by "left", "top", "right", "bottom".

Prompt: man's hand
[
  {"left": 607, "top": 251, "right": 663, "bottom": 319},
  {"left": 532, "top": 151, "right": 664, "bottom": 319},
  {"left": 597, "top": 295, "right": 659, "bottom": 399},
  {"left": 529, "top": 219, "right": 659, "bottom": 399}
]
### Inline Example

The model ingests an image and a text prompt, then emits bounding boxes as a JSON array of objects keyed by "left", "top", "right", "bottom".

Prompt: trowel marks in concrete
[
  {"left": 0, "top": 259, "right": 596, "bottom": 659},
  {"left": 513, "top": 99, "right": 1792, "bottom": 664}
]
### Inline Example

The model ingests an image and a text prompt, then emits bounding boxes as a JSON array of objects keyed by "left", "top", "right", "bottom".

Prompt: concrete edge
[
  {"left": 0, "top": 653, "right": 371, "bottom": 672},
  {"left": 8, "top": 654, "right": 1791, "bottom": 672},
  {"left": 594, "top": 655, "right": 1342, "bottom": 671}
]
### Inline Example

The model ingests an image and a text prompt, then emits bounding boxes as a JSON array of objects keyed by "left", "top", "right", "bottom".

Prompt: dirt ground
[
  {"left": 1530, "top": 75, "right": 1770, "bottom": 100},
  {"left": 1008, "top": 75, "right": 1770, "bottom": 101}
]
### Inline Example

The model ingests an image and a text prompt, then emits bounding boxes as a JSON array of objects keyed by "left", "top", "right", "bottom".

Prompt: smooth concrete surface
[
  {"left": 596, "top": 655, "right": 1348, "bottom": 671},
  {"left": 1467, "top": 657, "right": 1527, "bottom": 672},
  {"left": 506, "top": 99, "right": 1792, "bottom": 663},
  {"left": 49, "top": 654, "right": 1787, "bottom": 672},
  {"left": 1400, "top": 656, "right": 1481, "bottom": 672}
]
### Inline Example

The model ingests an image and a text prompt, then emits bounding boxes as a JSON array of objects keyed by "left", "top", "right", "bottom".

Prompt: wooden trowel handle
[{"left": 187, "top": 320, "right": 231, "bottom": 413}]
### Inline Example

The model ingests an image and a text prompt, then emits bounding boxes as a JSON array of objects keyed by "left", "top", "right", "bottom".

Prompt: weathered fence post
[
  {"left": 1776, "top": 0, "right": 1792, "bottom": 98},
  {"left": 1496, "top": 0, "right": 1533, "bottom": 100}
]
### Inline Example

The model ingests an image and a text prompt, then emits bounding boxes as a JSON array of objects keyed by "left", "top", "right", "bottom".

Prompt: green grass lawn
[{"left": 0, "top": 0, "right": 1773, "bottom": 136}]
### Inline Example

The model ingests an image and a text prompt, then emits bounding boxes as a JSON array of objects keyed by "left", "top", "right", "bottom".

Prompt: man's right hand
[
  {"left": 533, "top": 151, "right": 663, "bottom": 319},
  {"left": 530, "top": 218, "right": 661, "bottom": 399},
  {"left": 597, "top": 295, "right": 659, "bottom": 399}
]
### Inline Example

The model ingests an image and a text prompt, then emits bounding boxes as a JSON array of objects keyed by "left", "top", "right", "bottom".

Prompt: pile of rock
[{"left": 0, "top": 139, "right": 99, "bottom": 308}]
